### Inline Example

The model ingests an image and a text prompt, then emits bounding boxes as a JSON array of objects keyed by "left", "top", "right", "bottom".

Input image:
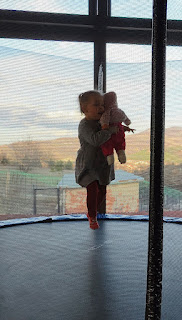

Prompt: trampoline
[{"left": 0, "top": 215, "right": 182, "bottom": 320}]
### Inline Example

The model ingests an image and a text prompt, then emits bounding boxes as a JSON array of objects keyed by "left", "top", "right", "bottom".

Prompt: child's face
[{"left": 84, "top": 94, "right": 104, "bottom": 120}]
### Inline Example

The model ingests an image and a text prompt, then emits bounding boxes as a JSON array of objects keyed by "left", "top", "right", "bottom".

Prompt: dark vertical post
[
  {"left": 98, "top": 0, "right": 107, "bottom": 16},
  {"left": 57, "top": 187, "right": 60, "bottom": 214},
  {"left": 89, "top": 0, "right": 97, "bottom": 15},
  {"left": 94, "top": 41, "right": 106, "bottom": 92},
  {"left": 94, "top": 0, "right": 110, "bottom": 214},
  {"left": 33, "top": 185, "right": 37, "bottom": 215},
  {"left": 145, "top": 1, "right": 167, "bottom": 319},
  {"left": 94, "top": 0, "right": 108, "bottom": 92},
  {"left": 107, "top": 0, "right": 111, "bottom": 16}
]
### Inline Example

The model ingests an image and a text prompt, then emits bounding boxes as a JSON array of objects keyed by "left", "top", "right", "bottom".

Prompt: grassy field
[
  {"left": 0, "top": 169, "right": 62, "bottom": 186},
  {"left": 129, "top": 149, "right": 150, "bottom": 161}
]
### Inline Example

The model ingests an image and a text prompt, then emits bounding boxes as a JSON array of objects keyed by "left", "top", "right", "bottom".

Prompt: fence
[
  {"left": 0, "top": 169, "right": 61, "bottom": 216},
  {"left": 0, "top": 170, "right": 181, "bottom": 217},
  {"left": 33, "top": 186, "right": 61, "bottom": 215},
  {"left": 139, "top": 181, "right": 182, "bottom": 212}
]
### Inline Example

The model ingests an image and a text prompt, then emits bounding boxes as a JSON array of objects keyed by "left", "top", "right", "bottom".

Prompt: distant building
[{"left": 58, "top": 170, "right": 144, "bottom": 214}]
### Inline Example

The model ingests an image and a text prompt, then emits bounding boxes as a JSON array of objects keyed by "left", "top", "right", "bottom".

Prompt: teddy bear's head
[{"left": 104, "top": 91, "right": 118, "bottom": 110}]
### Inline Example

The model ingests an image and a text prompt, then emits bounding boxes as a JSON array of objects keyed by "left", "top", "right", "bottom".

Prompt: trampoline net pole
[{"left": 145, "top": 1, "right": 167, "bottom": 319}]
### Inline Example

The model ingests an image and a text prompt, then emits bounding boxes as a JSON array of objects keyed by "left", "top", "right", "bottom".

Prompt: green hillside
[
  {"left": 128, "top": 149, "right": 150, "bottom": 161},
  {"left": 128, "top": 149, "right": 181, "bottom": 164}
]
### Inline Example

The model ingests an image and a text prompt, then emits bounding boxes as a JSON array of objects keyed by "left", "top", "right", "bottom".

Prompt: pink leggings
[{"left": 86, "top": 180, "right": 106, "bottom": 219}]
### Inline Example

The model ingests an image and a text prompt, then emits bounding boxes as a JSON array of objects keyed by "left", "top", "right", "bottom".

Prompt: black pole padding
[{"left": 145, "top": 1, "right": 167, "bottom": 319}]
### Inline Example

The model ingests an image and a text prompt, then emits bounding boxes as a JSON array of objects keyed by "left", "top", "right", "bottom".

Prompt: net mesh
[
  {"left": 0, "top": 39, "right": 181, "bottom": 219},
  {"left": 0, "top": 3, "right": 182, "bottom": 320}
]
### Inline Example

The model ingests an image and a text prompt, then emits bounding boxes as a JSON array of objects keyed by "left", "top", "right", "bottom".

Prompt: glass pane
[
  {"left": 107, "top": 43, "right": 151, "bottom": 215},
  {"left": 111, "top": 0, "right": 152, "bottom": 19},
  {"left": 107, "top": 43, "right": 182, "bottom": 218},
  {"left": 0, "top": 38, "right": 93, "bottom": 218},
  {"left": 0, "top": 0, "right": 88, "bottom": 15},
  {"left": 167, "top": 0, "right": 182, "bottom": 20},
  {"left": 165, "top": 46, "right": 182, "bottom": 216},
  {"left": 111, "top": 0, "right": 182, "bottom": 20}
]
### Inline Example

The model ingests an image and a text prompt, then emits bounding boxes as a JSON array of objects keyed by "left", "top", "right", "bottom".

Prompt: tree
[
  {"left": 0, "top": 154, "right": 9, "bottom": 165},
  {"left": 64, "top": 160, "right": 73, "bottom": 170},
  {"left": 49, "top": 160, "right": 64, "bottom": 172},
  {"left": 48, "top": 160, "right": 73, "bottom": 171}
]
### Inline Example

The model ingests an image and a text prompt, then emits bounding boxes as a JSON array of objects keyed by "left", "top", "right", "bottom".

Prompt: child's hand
[
  {"left": 123, "top": 125, "right": 135, "bottom": 133},
  {"left": 128, "top": 127, "right": 135, "bottom": 133},
  {"left": 125, "top": 119, "right": 131, "bottom": 126}
]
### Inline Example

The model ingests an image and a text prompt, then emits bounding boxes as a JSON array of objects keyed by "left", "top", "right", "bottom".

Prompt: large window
[
  {"left": 0, "top": 1, "right": 181, "bottom": 219},
  {"left": 107, "top": 44, "right": 151, "bottom": 133},
  {"left": 0, "top": 39, "right": 93, "bottom": 217},
  {"left": 107, "top": 43, "right": 182, "bottom": 215},
  {"left": 0, "top": 4, "right": 181, "bottom": 320}
]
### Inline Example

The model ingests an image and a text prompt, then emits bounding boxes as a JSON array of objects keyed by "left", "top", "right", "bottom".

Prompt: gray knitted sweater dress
[{"left": 75, "top": 118, "right": 115, "bottom": 187}]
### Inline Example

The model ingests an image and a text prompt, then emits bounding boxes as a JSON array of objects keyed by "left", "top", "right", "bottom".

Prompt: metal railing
[{"left": 33, "top": 186, "right": 61, "bottom": 215}]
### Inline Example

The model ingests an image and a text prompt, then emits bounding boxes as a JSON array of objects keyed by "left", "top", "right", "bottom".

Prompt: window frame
[
  {"left": 0, "top": 7, "right": 182, "bottom": 45},
  {"left": 1, "top": 1, "right": 182, "bottom": 92}
]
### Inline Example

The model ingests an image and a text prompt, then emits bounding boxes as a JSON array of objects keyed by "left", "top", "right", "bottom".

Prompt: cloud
[
  {"left": 0, "top": 0, "right": 87, "bottom": 15},
  {"left": 107, "top": 44, "right": 182, "bottom": 64},
  {"left": 0, "top": 38, "right": 182, "bottom": 145},
  {"left": 0, "top": 124, "right": 79, "bottom": 145},
  {"left": 2, "top": 38, "right": 182, "bottom": 70},
  {"left": 0, "top": 39, "right": 94, "bottom": 62},
  {"left": 0, "top": 101, "right": 82, "bottom": 126}
]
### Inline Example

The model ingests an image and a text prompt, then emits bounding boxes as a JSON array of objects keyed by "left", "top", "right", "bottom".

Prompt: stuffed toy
[{"left": 100, "top": 91, "right": 131, "bottom": 165}]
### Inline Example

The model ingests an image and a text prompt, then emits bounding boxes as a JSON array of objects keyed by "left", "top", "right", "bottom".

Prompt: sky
[
  {"left": 0, "top": 1, "right": 182, "bottom": 145},
  {"left": 0, "top": 0, "right": 88, "bottom": 15},
  {"left": 1, "top": 0, "right": 182, "bottom": 20}
]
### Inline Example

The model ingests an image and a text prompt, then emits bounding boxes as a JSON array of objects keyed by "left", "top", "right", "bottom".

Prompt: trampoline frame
[{"left": 0, "top": 214, "right": 182, "bottom": 229}]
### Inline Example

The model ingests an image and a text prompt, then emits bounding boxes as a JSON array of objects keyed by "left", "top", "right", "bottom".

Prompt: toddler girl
[{"left": 75, "top": 90, "right": 117, "bottom": 230}]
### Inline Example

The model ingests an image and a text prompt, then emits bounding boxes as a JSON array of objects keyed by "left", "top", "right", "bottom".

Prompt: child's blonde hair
[{"left": 78, "top": 90, "right": 102, "bottom": 114}]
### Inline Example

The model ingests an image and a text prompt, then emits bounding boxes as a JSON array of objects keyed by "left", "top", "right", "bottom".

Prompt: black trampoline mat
[{"left": 0, "top": 220, "right": 181, "bottom": 320}]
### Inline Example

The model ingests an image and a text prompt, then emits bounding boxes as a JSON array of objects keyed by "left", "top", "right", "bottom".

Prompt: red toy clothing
[{"left": 101, "top": 123, "right": 125, "bottom": 156}]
